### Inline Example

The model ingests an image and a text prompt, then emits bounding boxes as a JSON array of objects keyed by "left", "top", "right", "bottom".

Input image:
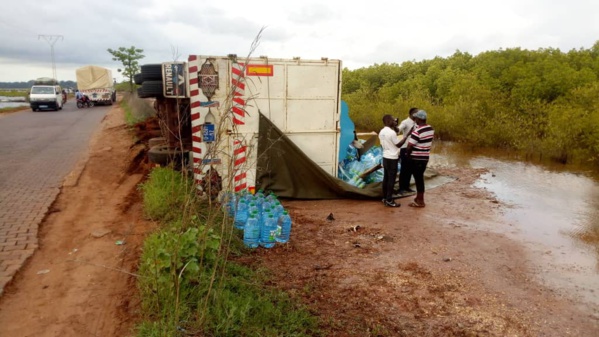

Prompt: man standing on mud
[
  {"left": 379, "top": 114, "right": 402, "bottom": 207},
  {"left": 398, "top": 107, "right": 418, "bottom": 194},
  {"left": 406, "top": 110, "right": 434, "bottom": 207}
]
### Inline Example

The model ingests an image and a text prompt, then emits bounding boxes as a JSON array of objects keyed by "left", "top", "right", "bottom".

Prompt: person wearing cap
[
  {"left": 379, "top": 114, "right": 404, "bottom": 207},
  {"left": 397, "top": 107, "right": 418, "bottom": 195},
  {"left": 406, "top": 110, "right": 434, "bottom": 207}
]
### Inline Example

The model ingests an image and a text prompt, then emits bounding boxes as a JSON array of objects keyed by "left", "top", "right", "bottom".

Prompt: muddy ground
[{"left": 0, "top": 104, "right": 597, "bottom": 336}]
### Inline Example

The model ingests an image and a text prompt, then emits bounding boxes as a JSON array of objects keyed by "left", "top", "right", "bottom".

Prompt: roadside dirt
[
  {"left": 0, "top": 103, "right": 598, "bottom": 336},
  {"left": 0, "top": 104, "right": 154, "bottom": 336}
]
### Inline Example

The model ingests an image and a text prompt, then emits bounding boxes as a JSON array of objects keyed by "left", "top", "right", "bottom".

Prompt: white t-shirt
[
  {"left": 398, "top": 117, "right": 415, "bottom": 149},
  {"left": 379, "top": 126, "right": 400, "bottom": 159}
]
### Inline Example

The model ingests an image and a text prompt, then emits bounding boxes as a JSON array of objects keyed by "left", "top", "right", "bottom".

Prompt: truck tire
[
  {"left": 137, "top": 87, "right": 151, "bottom": 99},
  {"left": 134, "top": 73, "right": 143, "bottom": 85},
  {"left": 141, "top": 64, "right": 162, "bottom": 81},
  {"left": 148, "top": 137, "right": 166, "bottom": 148},
  {"left": 141, "top": 81, "right": 163, "bottom": 97},
  {"left": 148, "top": 144, "right": 189, "bottom": 167}
]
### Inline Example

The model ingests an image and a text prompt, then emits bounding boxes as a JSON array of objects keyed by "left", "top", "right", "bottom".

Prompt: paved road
[{"left": 0, "top": 100, "right": 110, "bottom": 295}]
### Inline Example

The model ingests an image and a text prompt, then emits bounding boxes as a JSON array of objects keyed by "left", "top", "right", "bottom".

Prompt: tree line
[
  {"left": 0, "top": 80, "right": 77, "bottom": 89},
  {"left": 342, "top": 41, "right": 599, "bottom": 165}
]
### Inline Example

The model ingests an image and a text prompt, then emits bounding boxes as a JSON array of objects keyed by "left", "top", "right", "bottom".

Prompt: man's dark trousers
[
  {"left": 399, "top": 148, "right": 413, "bottom": 192},
  {"left": 382, "top": 157, "right": 399, "bottom": 201}
]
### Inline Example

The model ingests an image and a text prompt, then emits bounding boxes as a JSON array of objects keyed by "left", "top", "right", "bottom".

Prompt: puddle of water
[
  {"left": 432, "top": 141, "right": 599, "bottom": 307},
  {"left": 0, "top": 96, "right": 29, "bottom": 108}
]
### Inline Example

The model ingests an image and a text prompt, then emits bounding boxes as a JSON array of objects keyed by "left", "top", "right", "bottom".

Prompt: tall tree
[{"left": 107, "top": 46, "right": 144, "bottom": 92}]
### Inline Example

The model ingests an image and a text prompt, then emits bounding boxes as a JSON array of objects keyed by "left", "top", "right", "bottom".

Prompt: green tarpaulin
[{"left": 256, "top": 113, "right": 383, "bottom": 199}]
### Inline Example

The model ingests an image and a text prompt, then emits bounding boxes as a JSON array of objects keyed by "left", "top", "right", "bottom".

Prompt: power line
[
  {"left": 0, "top": 19, "right": 38, "bottom": 37},
  {"left": 38, "top": 35, "right": 64, "bottom": 80}
]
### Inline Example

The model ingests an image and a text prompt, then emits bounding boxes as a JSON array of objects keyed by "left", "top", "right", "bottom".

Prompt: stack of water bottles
[
  {"left": 222, "top": 189, "right": 292, "bottom": 249},
  {"left": 337, "top": 142, "right": 387, "bottom": 187}
]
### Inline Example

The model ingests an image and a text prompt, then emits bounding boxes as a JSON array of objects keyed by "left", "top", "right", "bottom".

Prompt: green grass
[
  {"left": 139, "top": 167, "right": 193, "bottom": 222},
  {"left": 0, "top": 90, "right": 28, "bottom": 97},
  {"left": 135, "top": 167, "right": 321, "bottom": 337},
  {"left": 120, "top": 91, "right": 156, "bottom": 126}
]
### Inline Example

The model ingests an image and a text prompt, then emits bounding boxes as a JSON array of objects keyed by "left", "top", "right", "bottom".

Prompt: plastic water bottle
[
  {"left": 220, "top": 192, "right": 234, "bottom": 216},
  {"left": 234, "top": 199, "right": 248, "bottom": 229},
  {"left": 243, "top": 213, "right": 260, "bottom": 248},
  {"left": 276, "top": 210, "right": 292, "bottom": 243},
  {"left": 272, "top": 201, "right": 284, "bottom": 222},
  {"left": 260, "top": 214, "right": 277, "bottom": 248},
  {"left": 262, "top": 197, "right": 272, "bottom": 215},
  {"left": 227, "top": 192, "right": 237, "bottom": 217}
]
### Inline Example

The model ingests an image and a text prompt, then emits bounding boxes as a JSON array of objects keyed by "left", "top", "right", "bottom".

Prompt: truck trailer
[
  {"left": 75, "top": 65, "right": 116, "bottom": 105},
  {"left": 137, "top": 55, "right": 375, "bottom": 199}
]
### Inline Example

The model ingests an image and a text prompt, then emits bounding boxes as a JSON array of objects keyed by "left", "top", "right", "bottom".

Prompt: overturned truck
[{"left": 136, "top": 55, "right": 381, "bottom": 199}]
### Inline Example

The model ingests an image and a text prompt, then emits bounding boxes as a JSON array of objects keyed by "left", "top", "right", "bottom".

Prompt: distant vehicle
[
  {"left": 29, "top": 80, "right": 63, "bottom": 111},
  {"left": 76, "top": 65, "right": 116, "bottom": 105}
]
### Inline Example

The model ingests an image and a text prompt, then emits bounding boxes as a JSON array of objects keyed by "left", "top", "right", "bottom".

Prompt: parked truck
[
  {"left": 136, "top": 55, "right": 368, "bottom": 199},
  {"left": 75, "top": 65, "right": 116, "bottom": 105}
]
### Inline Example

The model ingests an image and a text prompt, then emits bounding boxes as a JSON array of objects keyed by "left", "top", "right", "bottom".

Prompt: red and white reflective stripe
[
  {"left": 231, "top": 63, "right": 245, "bottom": 125},
  {"left": 188, "top": 55, "right": 203, "bottom": 185},
  {"left": 233, "top": 139, "right": 247, "bottom": 192}
]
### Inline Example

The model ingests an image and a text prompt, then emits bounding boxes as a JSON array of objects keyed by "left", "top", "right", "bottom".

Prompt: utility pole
[{"left": 38, "top": 35, "right": 63, "bottom": 81}]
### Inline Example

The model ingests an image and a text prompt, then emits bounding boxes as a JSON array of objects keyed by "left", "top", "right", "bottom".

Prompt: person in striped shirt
[{"left": 406, "top": 110, "right": 434, "bottom": 207}]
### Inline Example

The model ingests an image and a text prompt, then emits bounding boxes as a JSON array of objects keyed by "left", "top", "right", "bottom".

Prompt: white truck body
[
  {"left": 187, "top": 55, "right": 342, "bottom": 193},
  {"left": 75, "top": 65, "right": 115, "bottom": 104}
]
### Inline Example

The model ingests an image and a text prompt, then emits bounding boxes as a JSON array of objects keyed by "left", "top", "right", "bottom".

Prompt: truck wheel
[
  {"left": 141, "top": 64, "right": 162, "bottom": 81},
  {"left": 134, "top": 73, "right": 143, "bottom": 85},
  {"left": 141, "top": 81, "right": 163, "bottom": 97},
  {"left": 137, "top": 87, "right": 151, "bottom": 99},
  {"left": 148, "top": 137, "right": 166, "bottom": 147},
  {"left": 148, "top": 145, "right": 189, "bottom": 167}
]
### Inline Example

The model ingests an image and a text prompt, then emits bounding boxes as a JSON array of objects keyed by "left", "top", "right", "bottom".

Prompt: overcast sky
[{"left": 1, "top": 0, "right": 598, "bottom": 83}]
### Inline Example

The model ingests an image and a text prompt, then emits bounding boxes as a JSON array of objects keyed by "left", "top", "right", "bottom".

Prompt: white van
[{"left": 29, "top": 85, "right": 63, "bottom": 111}]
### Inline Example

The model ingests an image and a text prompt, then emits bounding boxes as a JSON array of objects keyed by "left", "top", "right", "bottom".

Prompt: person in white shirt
[
  {"left": 378, "top": 114, "right": 409, "bottom": 207},
  {"left": 397, "top": 107, "right": 418, "bottom": 194}
]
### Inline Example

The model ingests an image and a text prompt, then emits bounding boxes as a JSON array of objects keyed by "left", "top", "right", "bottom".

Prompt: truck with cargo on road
[{"left": 75, "top": 65, "right": 116, "bottom": 105}]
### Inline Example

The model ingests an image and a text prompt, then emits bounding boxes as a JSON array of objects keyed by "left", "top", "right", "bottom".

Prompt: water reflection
[
  {"left": 432, "top": 141, "right": 599, "bottom": 306},
  {"left": 0, "top": 96, "right": 29, "bottom": 109}
]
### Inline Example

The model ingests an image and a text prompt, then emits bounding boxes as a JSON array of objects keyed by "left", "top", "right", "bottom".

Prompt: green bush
[
  {"left": 136, "top": 167, "right": 320, "bottom": 336},
  {"left": 137, "top": 225, "right": 318, "bottom": 337},
  {"left": 342, "top": 44, "right": 599, "bottom": 165}
]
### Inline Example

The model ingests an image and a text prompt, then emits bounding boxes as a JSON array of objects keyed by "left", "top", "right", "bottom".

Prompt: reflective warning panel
[{"left": 246, "top": 64, "right": 273, "bottom": 76}]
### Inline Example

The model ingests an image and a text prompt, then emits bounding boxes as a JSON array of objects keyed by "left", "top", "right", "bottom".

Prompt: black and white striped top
[{"left": 408, "top": 124, "right": 434, "bottom": 160}]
